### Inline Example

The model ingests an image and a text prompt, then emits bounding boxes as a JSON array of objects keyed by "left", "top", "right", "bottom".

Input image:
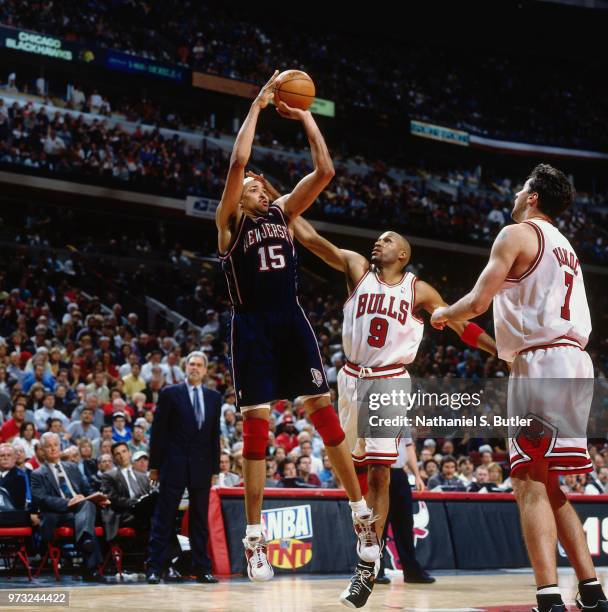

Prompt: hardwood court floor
[{"left": 2, "top": 569, "right": 607, "bottom": 611}]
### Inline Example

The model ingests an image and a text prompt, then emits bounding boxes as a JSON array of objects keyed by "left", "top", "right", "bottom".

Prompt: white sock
[
  {"left": 537, "top": 586, "right": 561, "bottom": 596},
  {"left": 349, "top": 499, "right": 368, "bottom": 515},
  {"left": 246, "top": 524, "right": 262, "bottom": 539}
]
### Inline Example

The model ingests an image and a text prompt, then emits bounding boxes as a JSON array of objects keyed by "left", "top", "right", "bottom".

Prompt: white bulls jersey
[
  {"left": 342, "top": 268, "right": 424, "bottom": 367},
  {"left": 493, "top": 219, "right": 591, "bottom": 362}
]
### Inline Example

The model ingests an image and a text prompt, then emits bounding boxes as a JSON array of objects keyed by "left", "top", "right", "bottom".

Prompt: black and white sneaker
[
  {"left": 339, "top": 559, "right": 376, "bottom": 608},
  {"left": 531, "top": 606, "right": 566, "bottom": 612},
  {"left": 576, "top": 598, "right": 608, "bottom": 610}
]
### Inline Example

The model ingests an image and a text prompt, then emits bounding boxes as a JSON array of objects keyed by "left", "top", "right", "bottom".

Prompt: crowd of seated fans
[
  {"left": 0, "top": 95, "right": 606, "bottom": 263},
  {"left": 1, "top": 1, "right": 607, "bottom": 150}
]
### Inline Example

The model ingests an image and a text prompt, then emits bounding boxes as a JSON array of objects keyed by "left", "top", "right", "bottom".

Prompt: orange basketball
[{"left": 274, "top": 70, "right": 316, "bottom": 111}]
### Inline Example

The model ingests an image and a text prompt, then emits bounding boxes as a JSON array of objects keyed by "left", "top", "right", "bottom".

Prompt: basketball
[{"left": 274, "top": 70, "right": 316, "bottom": 110}]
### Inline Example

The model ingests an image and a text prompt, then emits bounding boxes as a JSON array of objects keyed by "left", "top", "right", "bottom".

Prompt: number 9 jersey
[{"left": 342, "top": 268, "right": 424, "bottom": 368}]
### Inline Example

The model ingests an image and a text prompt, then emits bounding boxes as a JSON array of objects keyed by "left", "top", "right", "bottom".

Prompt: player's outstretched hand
[
  {"left": 276, "top": 100, "right": 309, "bottom": 121},
  {"left": 254, "top": 70, "right": 280, "bottom": 109},
  {"left": 430, "top": 307, "right": 449, "bottom": 330}
]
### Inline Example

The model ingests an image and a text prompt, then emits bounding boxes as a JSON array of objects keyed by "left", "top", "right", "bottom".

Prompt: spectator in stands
[
  {"left": 457, "top": 457, "right": 475, "bottom": 488},
  {"left": 132, "top": 450, "right": 149, "bottom": 475},
  {"left": 278, "top": 459, "right": 310, "bottom": 488},
  {"left": 17, "top": 421, "right": 38, "bottom": 458},
  {"left": 141, "top": 350, "right": 164, "bottom": 382},
  {"left": 422, "top": 459, "right": 439, "bottom": 483},
  {"left": 0, "top": 403, "right": 26, "bottom": 443},
  {"left": 92, "top": 424, "right": 114, "bottom": 458},
  {"left": 68, "top": 84, "right": 86, "bottom": 110},
  {"left": 23, "top": 363, "right": 55, "bottom": 393},
  {"left": 275, "top": 414, "right": 298, "bottom": 453},
  {"left": 144, "top": 373, "right": 165, "bottom": 405},
  {"left": 561, "top": 474, "right": 585, "bottom": 494},
  {"left": 66, "top": 406, "right": 100, "bottom": 442},
  {"left": 486, "top": 462, "right": 508, "bottom": 491},
  {"left": 85, "top": 371, "right": 110, "bottom": 403},
  {"left": 100, "top": 441, "right": 152, "bottom": 542},
  {"left": 0, "top": 443, "right": 30, "bottom": 510},
  {"left": 221, "top": 408, "right": 236, "bottom": 439},
  {"left": 163, "top": 351, "right": 185, "bottom": 385},
  {"left": 128, "top": 424, "right": 149, "bottom": 456},
  {"left": 75, "top": 438, "right": 97, "bottom": 484},
  {"left": 71, "top": 394, "right": 104, "bottom": 431},
  {"left": 218, "top": 451, "right": 240, "bottom": 487},
  {"left": 31, "top": 432, "right": 110, "bottom": 581},
  {"left": 265, "top": 457, "right": 280, "bottom": 487},
  {"left": 318, "top": 453, "right": 334, "bottom": 487},
  {"left": 468, "top": 466, "right": 500, "bottom": 493},
  {"left": 34, "top": 393, "right": 69, "bottom": 432},
  {"left": 585, "top": 467, "right": 608, "bottom": 495},
  {"left": 296, "top": 456, "right": 321, "bottom": 487},
  {"left": 123, "top": 363, "right": 146, "bottom": 399},
  {"left": 89, "top": 453, "right": 114, "bottom": 491},
  {"left": 427, "top": 456, "right": 466, "bottom": 492},
  {"left": 112, "top": 413, "right": 132, "bottom": 443}
]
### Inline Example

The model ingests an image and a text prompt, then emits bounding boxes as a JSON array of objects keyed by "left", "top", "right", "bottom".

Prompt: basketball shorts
[
  {"left": 337, "top": 367, "right": 410, "bottom": 466},
  {"left": 230, "top": 305, "right": 329, "bottom": 408},
  {"left": 508, "top": 345, "right": 593, "bottom": 477}
]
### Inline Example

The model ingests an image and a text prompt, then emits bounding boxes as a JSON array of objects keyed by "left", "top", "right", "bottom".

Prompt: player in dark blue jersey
[{"left": 216, "top": 72, "right": 380, "bottom": 585}]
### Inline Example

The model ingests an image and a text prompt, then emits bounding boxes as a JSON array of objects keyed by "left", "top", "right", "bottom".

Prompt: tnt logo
[{"left": 262, "top": 505, "right": 313, "bottom": 570}]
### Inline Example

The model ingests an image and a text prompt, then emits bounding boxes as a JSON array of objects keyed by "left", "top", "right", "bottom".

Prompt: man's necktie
[
  {"left": 193, "top": 387, "right": 204, "bottom": 429},
  {"left": 55, "top": 464, "right": 73, "bottom": 499},
  {"left": 127, "top": 468, "right": 140, "bottom": 499}
]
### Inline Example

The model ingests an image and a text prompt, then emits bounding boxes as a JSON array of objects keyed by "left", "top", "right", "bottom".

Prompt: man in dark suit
[
  {"left": 100, "top": 442, "right": 175, "bottom": 575},
  {"left": 147, "top": 351, "right": 221, "bottom": 584},
  {"left": 30, "top": 432, "right": 110, "bottom": 581},
  {"left": 100, "top": 442, "right": 152, "bottom": 541},
  {"left": 0, "top": 443, "right": 28, "bottom": 509}
]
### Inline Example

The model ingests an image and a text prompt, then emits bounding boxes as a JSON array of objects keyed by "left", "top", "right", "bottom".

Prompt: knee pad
[
  {"left": 243, "top": 417, "right": 269, "bottom": 460},
  {"left": 310, "top": 405, "right": 345, "bottom": 447}
]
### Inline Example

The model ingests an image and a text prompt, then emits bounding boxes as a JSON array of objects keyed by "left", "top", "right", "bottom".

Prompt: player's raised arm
[
  {"left": 215, "top": 71, "right": 279, "bottom": 233},
  {"left": 415, "top": 280, "right": 497, "bottom": 356},
  {"left": 292, "top": 216, "right": 368, "bottom": 290},
  {"left": 431, "top": 224, "right": 527, "bottom": 328},
  {"left": 273, "top": 102, "right": 335, "bottom": 221}
]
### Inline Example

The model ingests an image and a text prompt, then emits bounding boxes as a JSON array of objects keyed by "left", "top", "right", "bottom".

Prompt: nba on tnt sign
[{"left": 261, "top": 505, "right": 313, "bottom": 570}]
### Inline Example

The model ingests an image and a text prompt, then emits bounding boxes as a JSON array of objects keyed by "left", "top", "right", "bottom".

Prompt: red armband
[{"left": 461, "top": 322, "right": 484, "bottom": 348}]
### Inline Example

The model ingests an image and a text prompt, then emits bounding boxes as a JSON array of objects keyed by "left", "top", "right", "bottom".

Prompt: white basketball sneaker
[
  {"left": 243, "top": 535, "right": 274, "bottom": 582},
  {"left": 352, "top": 510, "right": 380, "bottom": 563}
]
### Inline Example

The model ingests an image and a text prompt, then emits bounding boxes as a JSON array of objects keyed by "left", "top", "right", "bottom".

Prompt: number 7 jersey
[
  {"left": 342, "top": 268, "right": 424, "bottom": 367},
  {"left": 220, "top": 204, "right": 299, "bottom": 311},
  {"left": 493, "top": 219, "right": 592, "bottom": 362}
]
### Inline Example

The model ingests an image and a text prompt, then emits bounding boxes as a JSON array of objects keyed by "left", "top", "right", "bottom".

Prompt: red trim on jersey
[
  {"left": 343, "top": 360, "right": 407, "bottom": 379},
  {"left": 374, "top": 270, "right": 407, "bottom": 287},
  {"left": 517, "top": 335, "right": 583, "bottom": 355},
  {"left": 343, "top": 269, "right": 371, "bottom": 307},
  {"left": 505, "top": 220, "right": 545, "bottom": 282},
  {"left": 218, "top": 213, "right": 247, "bottom": 260},
  {"left": 410, "top": 275, "right": 425, "bottom": 324}
]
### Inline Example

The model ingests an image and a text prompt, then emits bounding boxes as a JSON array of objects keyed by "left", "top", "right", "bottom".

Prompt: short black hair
[
  {"left": 526, "top": 163, "right": 574, "bottom": 219},
  {"left": 440, "top": 455, "right": 457, "bottom": 468},
  {"left": 111, "top": 441, "right": 129, "bottom": 455}
]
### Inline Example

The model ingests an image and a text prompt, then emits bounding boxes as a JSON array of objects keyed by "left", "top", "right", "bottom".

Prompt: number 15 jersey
[
  {"left": 342, "top": 269, "right": 424, "bottom": 367},
  {"left": 493, "top": 219, "right": 591, "bottom": 362},
  {"left": 220, "top": 204, "right": 298, "bottom": 311}
]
